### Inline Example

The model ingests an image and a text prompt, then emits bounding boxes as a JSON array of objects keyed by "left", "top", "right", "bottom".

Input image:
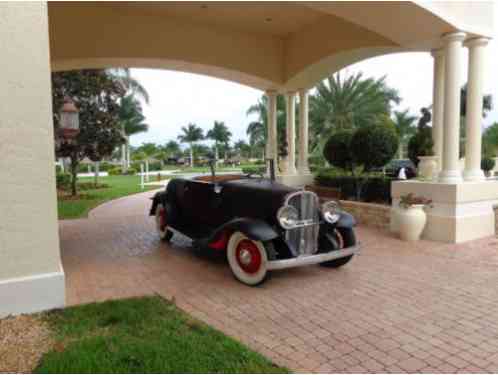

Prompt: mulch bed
[{"left": 0, "top": 315, "right": 53, "bottom": 373}]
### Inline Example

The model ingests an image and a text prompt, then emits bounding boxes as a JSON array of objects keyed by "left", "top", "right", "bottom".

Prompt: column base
[
  {"left": 392, "top": 180, "right": 498, "bottom": 243},
  {"left": 463, "top": 169, "right": 485, "bottom": 181},
  {"left": 276, "top": 173, "right": 314, "bottom": 187},
  {"left": 438, "top": 169, "right": 463, "bottom": 183},
  {"left": 0, "top": 265, "right": 65, "bottom": 318}
]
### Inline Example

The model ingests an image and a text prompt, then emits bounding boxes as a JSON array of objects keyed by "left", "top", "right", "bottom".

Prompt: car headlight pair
[{"left": 276, "top": 200, "right": 340, "bottom": 229}]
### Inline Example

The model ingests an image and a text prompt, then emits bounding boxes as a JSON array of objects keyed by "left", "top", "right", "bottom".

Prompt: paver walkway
[{"left": 60, "top": 190, "right": 498, "bottom": 373}]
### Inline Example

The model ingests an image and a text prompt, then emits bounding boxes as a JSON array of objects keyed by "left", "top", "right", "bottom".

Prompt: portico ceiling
[{"left": 48, "top": 1, "right": 493, "bottom": 91}]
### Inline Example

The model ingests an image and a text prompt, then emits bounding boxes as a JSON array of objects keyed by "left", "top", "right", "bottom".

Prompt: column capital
[
  {"left": 298, "top": 88, "right": 308, "bottom": 96},
  {"left": 441, "top": 31, "right": 466, "bottom": 43},
  {"left": 464, "top": 37, "right": 490, "bottom": 48},
  {"left": 430, "top": 48, "right": 445, "bottom": 58},
  {"left": 265, "top": 89, "right": 278, "bottom": 97},
  {"left": 285, "top": 91, "right": 297, "bottom": 97}
]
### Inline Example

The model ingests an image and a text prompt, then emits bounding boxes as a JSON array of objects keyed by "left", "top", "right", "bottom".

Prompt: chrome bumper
[{"left": 267, "top": 244, "right": 360, "bottom": 271}]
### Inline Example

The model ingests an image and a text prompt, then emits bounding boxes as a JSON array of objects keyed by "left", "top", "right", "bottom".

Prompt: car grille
[{"left": 284, "top": 190, "right": 320, "bottom": 256}]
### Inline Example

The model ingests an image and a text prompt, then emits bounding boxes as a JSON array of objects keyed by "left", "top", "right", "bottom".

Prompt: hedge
[{"left": 315, "top": 169, "right": 393, "bottom": 203}]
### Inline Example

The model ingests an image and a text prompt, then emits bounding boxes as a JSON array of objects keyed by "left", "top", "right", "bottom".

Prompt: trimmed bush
[
  {"left": 315, "top": 169, "right": 392, "bottom": 203},
  {"left": 323, "top": 130, "right": 354, "bottom": 171},
  {"left": 56, "top": 172, "right": 71, "bottom": 190},
  {"left": 481, "top": 157, "right": 496, "bottom": 173},
  {"left": 407, "top": 127, "right": 434, "bottom": 167},
  {"left": 242, "top": 166, "right": 265, "bottom": 175},
  {"left": 351, "top": 123, "right": 399, "bottom": 171},
  {"left": 108, "top": 167, "right": 123, "bottom": 176}
]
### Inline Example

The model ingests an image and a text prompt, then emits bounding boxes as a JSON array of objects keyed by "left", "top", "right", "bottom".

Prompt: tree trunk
[
  {"left": 70, "top": 156, "right": 78, "bottom": 197},
  {"left": 94, "top": 161, "right": 99, "bottom": 186},
  {"left": 398, "top": 142, "right": 403, "bottom": 159},
  {"left": 145, "top": 159, "right": 149, "bottom": 182},
  {"left": 214, "top": 144, "right": 219, "bottom": 166},
  {"left": 190, "top": 144, "right": 194, "bottom": 168},
  {"left": 126, "top": 137, "right": 131, "bottom": 168},
  {"left": 121, "top": 144, "right": 127, "bottom": 171}
]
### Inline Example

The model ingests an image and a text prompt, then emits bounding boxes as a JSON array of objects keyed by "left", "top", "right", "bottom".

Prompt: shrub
[
  {"left": 481, "top": 157, "right": 495, "bottom": 173},
  {"left": 242, "top": 166, "right": 265, "bottom": 175},
  {"left": 407, "top": 127, "right": 434, "bottom": 167},
  {"left": 124, "top": 167, "right": 137, "bottom": 175},
  {"left": 108, "top": 167, "right": 122, "bottom": 176},
  {"left": 314, "top": 169, "right": 392, "bottom": 203},
  {"left": 351, "top": 123, "right": 399, "bottom": 171},
  {"left": 323, "top": 130, "right": 354, "bottom": 171},
  {"left": 56, "top": 172, "right": 71, "bottom": 190}
]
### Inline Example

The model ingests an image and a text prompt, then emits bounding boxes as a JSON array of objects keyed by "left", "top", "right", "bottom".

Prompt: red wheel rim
[
  {"left": 158, "top": 207, "right": 167, "bottom": 231},
  {"left": 235, "top": 239, "right": 262, "bottom": 274}
]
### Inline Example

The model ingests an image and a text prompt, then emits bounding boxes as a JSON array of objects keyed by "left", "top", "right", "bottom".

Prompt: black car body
[{"left": 150, "top": 175, "right": 359, "bottom": 285}]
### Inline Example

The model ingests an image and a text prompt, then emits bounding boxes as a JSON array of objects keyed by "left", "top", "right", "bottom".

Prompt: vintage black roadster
[{"left": 149, "top": 167, "right": 359, "bottom": 286}]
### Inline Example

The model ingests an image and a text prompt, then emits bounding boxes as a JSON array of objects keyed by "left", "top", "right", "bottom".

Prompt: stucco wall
[{"left": 0, "top": 2, "right": 62, "bottom": 280}]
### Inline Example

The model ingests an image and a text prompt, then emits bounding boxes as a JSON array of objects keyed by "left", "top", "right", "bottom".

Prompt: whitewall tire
[
  {"left": 155, "top": 203, "right": 173, "bottom": 242},
  {"left": 226, "top": 232, "right": 268, "bottom": 286}
]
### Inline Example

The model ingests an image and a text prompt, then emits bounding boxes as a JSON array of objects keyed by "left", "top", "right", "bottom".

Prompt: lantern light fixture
[{"left": 60, "top": 96, "right": 80, "bottom": 140}]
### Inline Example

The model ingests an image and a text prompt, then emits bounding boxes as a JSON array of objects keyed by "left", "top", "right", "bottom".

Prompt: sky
[{"left": 130, "top": 7, "right": 498, "bottom": 148}]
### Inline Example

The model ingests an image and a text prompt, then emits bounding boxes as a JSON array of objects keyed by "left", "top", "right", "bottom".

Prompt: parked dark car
[
  {"left": 384, "top": 159, "right": 416, "bottom": 179},
  {"left": 149, "top": 171, "right": 360, "bottom": 286}
]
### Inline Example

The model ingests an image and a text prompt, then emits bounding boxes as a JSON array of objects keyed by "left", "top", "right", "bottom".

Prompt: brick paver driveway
[{"left": 60, "top": 190, "right": 498, "bottom": 373}]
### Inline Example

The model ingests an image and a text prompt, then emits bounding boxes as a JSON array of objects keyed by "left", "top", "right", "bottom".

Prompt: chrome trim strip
[{"left": 266, "top": 244, "right": 360, "bottom": 270}]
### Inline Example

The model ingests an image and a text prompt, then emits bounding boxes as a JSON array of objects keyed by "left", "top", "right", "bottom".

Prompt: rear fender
[
  {"left": 206, "top": 218, "right": 279, "bottom": 250},
  {"left": 149, "top": 192, "right": 166, "bottom": 216}
]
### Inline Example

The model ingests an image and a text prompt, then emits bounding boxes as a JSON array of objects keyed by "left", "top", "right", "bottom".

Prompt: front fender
[
  {"left": 336, "top": 211, "right": 356, "bottom": 228},
  {"left": 221, "top": 218, "right": 279, "bottom": 242}
]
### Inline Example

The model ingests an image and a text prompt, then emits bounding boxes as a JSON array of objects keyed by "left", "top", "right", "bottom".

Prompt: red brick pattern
[{"left": 61, "top": 190, "right": 498, "bottom": 373}]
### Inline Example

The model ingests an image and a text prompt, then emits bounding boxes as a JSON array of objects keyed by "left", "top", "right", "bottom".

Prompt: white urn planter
[
  {"left": 417, "top": 156, "right": 438, "bottom": 180},
  {"left": 398, "top": 204, "right": 427, "bottom": 241}
]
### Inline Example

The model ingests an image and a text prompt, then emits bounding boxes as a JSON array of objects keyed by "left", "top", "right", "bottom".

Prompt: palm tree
[
  {"left": 162, "top": 140, "right": 181, "bottom": 159},
  {"left": 206, "top": 121, "right": 232, "bottom": 164},
  {"left": 118, "top": 95, "right": 149, "bottom": 171},
  {"left": 392, "top": 109, "right": 417, "bottom": 159},
  {"left": 178, "top": 123, "right": 204, "bottom": 167},
  {"left": 246, "top": 95, "right": 286, "bottom": 160},
  {"left": 233, "top": 140, "right": 250, "bottom": 158},
  {"left": 136, "top": 142, "right": 159, "bottom": 180},
  {"left": 309, "top": 71, "right": 400, "bottom": 154},
  {"left": 110, "top": 68, "right": 150, "bottom": 104}
]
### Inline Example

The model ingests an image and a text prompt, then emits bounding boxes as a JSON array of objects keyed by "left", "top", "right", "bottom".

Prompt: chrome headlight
[
  {"left": 322, "top": 201, "right": 340, "bottom": 224},
  {"left": 277, "top": 205, "right": 299, "bottom": 230}
]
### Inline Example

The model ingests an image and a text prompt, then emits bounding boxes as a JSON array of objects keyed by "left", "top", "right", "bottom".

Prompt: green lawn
[
  {"left": 35, "top": 296, "right": 288, "bottom": 374},
  {"left": 57, "top": 175, "right": 157, "bottom": 220}
]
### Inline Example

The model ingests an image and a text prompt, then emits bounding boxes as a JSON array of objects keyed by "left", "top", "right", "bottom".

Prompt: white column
[
  {"left": 439, "top": 32, "right": 466, "bottom": 183},
  {"left": 298, "top": 89, "right": 310, "bottom": 174},
  {"left": 285, "top": 92, "right": 297, "bottom": 175},
  {"left": 266, "top": 90, "right": 278, "bottom": 174},
  {"left": 0, "top": 2, "right": 64, "bottom": 317},
  {"left": 463, "top": 37, "right": 489, "bottom": 181},
  {"left": 431, "top": 49, "right": 445, "bottom": 173}
]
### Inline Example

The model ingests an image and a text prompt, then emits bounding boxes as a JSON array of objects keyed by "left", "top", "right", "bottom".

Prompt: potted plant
[{"left": 398, "top": 193, "right": 432, "bottom": 241}]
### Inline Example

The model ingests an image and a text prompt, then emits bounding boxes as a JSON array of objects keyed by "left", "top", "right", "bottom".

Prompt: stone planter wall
[
  {"left": 306, "top": 184, "right": 390, "bottom": 230},
  {"left": 338, "top": 200, "right": 391, "bottom": 230}
]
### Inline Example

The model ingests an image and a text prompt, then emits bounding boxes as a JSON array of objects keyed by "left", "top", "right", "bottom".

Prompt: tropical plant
[
  {"left": 460, "top": 83, "right": 492, "bottom": 118},
  {"left": 52, "top": 69, "right": 126, "bottom": 195},
  {"left": 162, "top": 140, "right": 182, "bottom": 159},
  {"left": 392, "top": 109, "right": 417, "bottom": 159},
  {"left": 309, "top": 71, "right": 400, "bottom": 154},
  {"left": 110, "top": 68, "right": 150, "bottom": 104},
  {"left": 246, "top": 95, "right": 286, "bottom": 159},
  {"left": 206, "top": 121, "right": 232, "bottom": 163},
  {"left": 233, "top": 140, "right": 251, "bottom": 158},
  {"left": 119, "top": 95, "right": 149, "bottom": 172},
  {"left": 178, "top": 123, "right": 204, "bottom": 167}
]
